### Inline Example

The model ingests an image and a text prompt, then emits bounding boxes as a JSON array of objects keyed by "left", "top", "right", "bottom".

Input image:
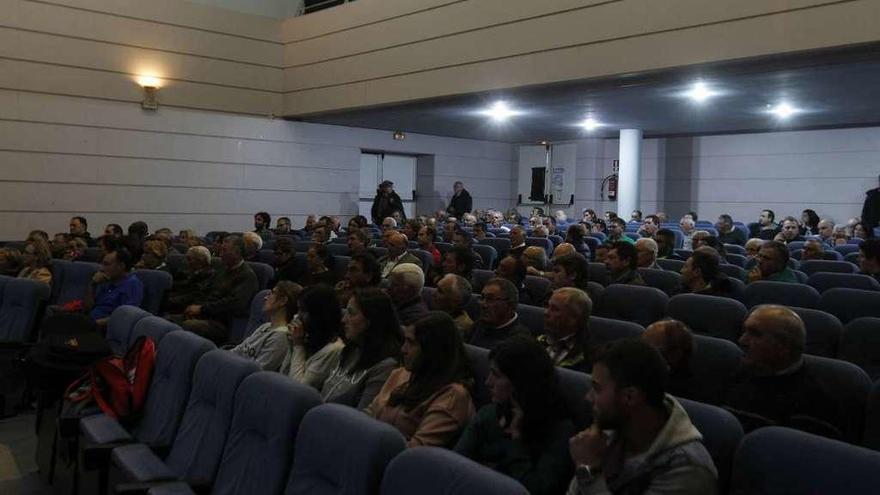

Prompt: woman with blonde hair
[
  {"left": 18, "top": 238, "right": 52, "bottom": 286},
  {"left": 136, "top": 239, "right": 170, "bottom": 273}
]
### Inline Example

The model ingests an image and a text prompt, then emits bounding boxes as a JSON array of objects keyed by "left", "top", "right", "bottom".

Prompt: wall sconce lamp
[{"left": 137, "top": 76, "right": 161, "bottom": 111}]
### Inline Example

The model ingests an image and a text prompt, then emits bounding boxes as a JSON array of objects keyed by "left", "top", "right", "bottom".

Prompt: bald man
[
  {"left": 643, "top": 320, "right": 696, "bottom": 400},
  {"left": 635, "top": 237, "right": 661, "bottom": 269},
  {"left": 377, "top": 231, "right": 423, "bottom": 279},
  {"left": 724, "top": 305, "right": 839, "bottom": 433}
]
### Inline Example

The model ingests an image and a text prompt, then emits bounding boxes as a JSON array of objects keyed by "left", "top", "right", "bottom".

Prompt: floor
[{"left": 0, "top": 411, "right": 53, "bottom": 495}]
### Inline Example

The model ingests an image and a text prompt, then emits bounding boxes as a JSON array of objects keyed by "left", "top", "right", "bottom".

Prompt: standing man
[
  {"left": 862, "top": 174, "right": 880, "bottom": 230},
  {"left": 69, "top": 216, "right": 94, "bottom": 247},
  {"left": 371, "top": 180, "right": 406, "bottom": 226},
  {"left": 447, "top": 181, "right": 473, "bottom": 218}
]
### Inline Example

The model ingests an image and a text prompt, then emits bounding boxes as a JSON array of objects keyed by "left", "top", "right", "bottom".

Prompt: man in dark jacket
[
  {"left": 163, "top": 245, "right": 215, "bottom": 313},
  {"left": 862, "top": 174, "right": 880, "bottom": 229},
  {"left": 446, "top": 181, "right": 473, "bottom": 218},
  {"left": 468, "top": 278, "right": 531, "bottom": 349},
  {"left": 370, "top": 180, "right": 406, "bottom": 225}
]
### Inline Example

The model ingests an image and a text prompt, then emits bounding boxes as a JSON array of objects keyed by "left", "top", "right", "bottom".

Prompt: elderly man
[
  {"left": 468, "top": 277, "right": 531, "bottom": 349},
  {"left": 447, "top": 181, "right": 473, "bottom": 218},
  {"left": 816, "top": 219, "right": 835, "bottom": 246},
  {"left": 801, "top": 239, "right": 826, "bottom": 261},
  {"left": 605, "top": 241, "right": 645, "bottom": 286},
  {"left": 725, "top": 305, "right": 839, "bottom": 433},
  {"left": 679, "top": 216, "right": 696, "bottom": 250},
  {"left": 716, "top": 214, "right": 745, "bottom": 246},
  {"left": 377, "top": 231, "right": 423, "bottom": 279},
  {"left": 748, "top": 241, "right": 797, "bottom": 283},
  {"left": 381, "top": 217, "right": 397, "bottom": 233},
  {"left": 745, "top": 238, "right": 764, "bottom": 260},
  {"left": 387, "top": 263, "right": 429, "bottom": 325},
  {"left": 509, "top": 225, "right": 528, "bottom": 257},
  {"left": 177, "top": 235, "right": 258, "bottom": 345},
  {"left": 537, "top": 287, "right": 595, "bottom": 373},
  {"left": 859, "top": 238, "right": 880, "bottom": 282},
  {"left": 635, "top": 237, "right": 661, "bottom": 269},
  {"left": 433, "top": 274, "right": 474, "bottom": 339},
  {"left": 242, "top": 231, "right": 263, "bottom": 261},
  {"left": 774, "top": 216, "right": 805, "bottom": 244},
  {"left": 163, "top": 245, "right": 215, "bottom": 313}
]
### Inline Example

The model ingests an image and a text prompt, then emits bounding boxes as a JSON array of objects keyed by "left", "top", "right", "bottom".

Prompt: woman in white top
[
  {"left": 231, "top": 281, "right": 302, "bottom": 371},
  {"left": 281, "top": 285, "right": 344, "bottom": 389}
]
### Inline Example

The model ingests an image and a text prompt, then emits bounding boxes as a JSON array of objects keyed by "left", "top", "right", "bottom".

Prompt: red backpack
[{"left": 64, "top": 336, "right": 157, "bottom": 421}]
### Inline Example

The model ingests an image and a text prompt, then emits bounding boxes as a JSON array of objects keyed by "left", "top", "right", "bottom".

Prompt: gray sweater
[
  {"left": 320, "top": 347, "right": 398, "bottom": 410},
  {"left": 230, "top": 323, "right": 289, "bottom": 371}
]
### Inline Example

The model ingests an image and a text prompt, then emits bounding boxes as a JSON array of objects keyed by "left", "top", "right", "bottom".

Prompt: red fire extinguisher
[{"left": 601, "top": 160, "right": 619, "bottom": 201}]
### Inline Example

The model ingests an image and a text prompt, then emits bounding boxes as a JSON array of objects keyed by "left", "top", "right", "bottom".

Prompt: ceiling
[{"left": 297, "top": 43, "right": 880, "bottom": 143}]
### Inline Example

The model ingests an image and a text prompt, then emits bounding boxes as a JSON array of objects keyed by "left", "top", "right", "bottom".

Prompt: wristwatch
[{"left": 575, "top": 464, "right": 601, "bottom": 484}]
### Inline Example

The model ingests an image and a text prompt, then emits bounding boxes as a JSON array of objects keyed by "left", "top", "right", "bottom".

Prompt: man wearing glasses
[
  {"left": 468, "top": 278, "right": 531, "bottom": 350},
  {"left": 748, "top": 241, "right": 798, "bottom": 283}
]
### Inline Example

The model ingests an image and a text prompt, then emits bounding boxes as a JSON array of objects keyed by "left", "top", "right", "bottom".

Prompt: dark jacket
[
  {"left": 371, "top": 190, "right": 406, "bottom": 225},
  {"left": 200, "top": 261, "right": 259, "bottom": 326},
  {"left": 395, "top": 296, "right": 430, "bottom": 326},
  {"left": 447, "top": 189, "right": 473, "bottom": 217},
  {"left": 609, "top": 269, "right": 645, "bottom": 286},
  {"left": 717, "top": 229, "right": 746, "bottom": 246},
  {"left": 468, "top": 316, "right": 532, "bottom": 350},
  {"left": 271, "top": 257, "right": 305, "bottom": 288},
  {"left": 163, "top": 268, "right": 215, "bottom": 313},
  {"left": 863, "top": 187, "right": 880, "bottom": 229}
]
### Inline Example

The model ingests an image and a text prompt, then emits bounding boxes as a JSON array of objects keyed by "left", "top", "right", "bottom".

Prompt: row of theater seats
[{"left": 67, "top": 304, "right": 880, "bottom": 495}]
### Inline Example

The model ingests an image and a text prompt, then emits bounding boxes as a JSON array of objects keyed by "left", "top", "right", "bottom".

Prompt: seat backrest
[
  {"left": 743, "top": 281, "right": 821, "bottom": 309},
  {"left": 286, "top": 403, "right": 406, "bottom": 495},
  {"left": 588, "top": 232, "right": 606, "bottom": 242},
  {"left": 230, "top": 289, "right": 270, "bottom": 344},
  {"left": 134, "top": 330, "right": 215, "bottom": 445},
  {"left": 471, "top": 269, "right": 494, "bottom": 293},
  {"left": 471, "top": 244, "right": 497, "bottom": 270},
  {"left": 130, "top": 316, "right": 180, "bottom": 349},
  {"left": 246, "top": 261, "right": 275, "bottom": 291},
  {"left": 598, "top": 285, "right": 668, "bottom": 327},
  {"left": 556, "top": 367, "right": 593, "bottom": 429},
  {"left": 516, "top": 304, "right": 545, "bottom": 337},
  {"left": 656, "top": 258, "right": 685, "bottom": 273},
  {"left": 807, "top": 272, "right": 880, "bottom": 293},
  {"left": 588, "top": 263, "right": 607, "bottom": 285},
  {"left": 166, "top": 254, "right": 186, "bottom": 275},
  {"left": 0, "top": 278, "right": 51, "bottom": 342},
  {"left": 333, "top": 255, "right": 351, "bottom": 283},
  {"left": 839, "top": 317, "right": 880, "bottom": 381},
  {"left": 724, "top": 244, "right": 746, "bottom": 255},
  {"left": 464, "top": 344, "right": 490, "bottom": 407},
  {"left": 55, "top": 261, "right": 99, "bottom": 305},
  {"left": 799, "top": 260, "right": 859, "bottom": 276},
  {"left": 820, "top": 288, "right": 880, "bottom": 324},
  {"left": 804, "top": 354, "right": 872, "bottom": 443},
  {"left": 478, "top": 238, "right": 511, "bottom": 260},
  {"left": 717, "top": 264, "right": 748, "bottom": 282},
  {"left": 380, "top": 447, "right": 529, "bottom": 495},
  {"left": 164, "top": 350, "right": 260, "bottom": 482},
  {"left": 326, "top": 244, "right": 349, "bottom": 257},
  {"left": 105, "top": 305, "right": 151, "bottom": 354},
  {"left": 523, "top": 275, "right": 551, "bottom": 303},
  {"left": 863, "top": 377, "right": 880, "bottom": 449},
  {"left": 834, "top": 244, "right": 861, "bottom": 256},
  {"left": 666, "top": 294, "right": 748, "bottom": 342},
  {"left": 637, "top": 268, "right": 681, "bottom": 296},
  {"left": 408, "top": 249, "right": 433, "bottom": 269},
  {"left": 678, "top": 398, "right": 744, "bottom": 492},
  {"left": 255, "top": 249, "right": 276, "bottom": 266},
  {"left": 689, "top": 335, "right": 743, "bottom": 403},
  {"left": 788, "top": 306, "right": 843, "bottom": 358},
  {"left": 845, "top": 252, "right": 860, "bottom": 264},
  {"left": 731, "top": 427, "right": 880, "bottom": 494},
  {"left": 588, "top": 316, "right": 644, "bottom": 344},
  {"left": 725, "top": 253, "right": 747, "bottom": 267},
  {"left": 215, "top": 372, "right": 322, "bottom": 495},
  {"left": 525, "top": 237, "right": 553, "bottom": 256},
  {"left": 133, "top": 269, "right": 173, "bottom": 315}
]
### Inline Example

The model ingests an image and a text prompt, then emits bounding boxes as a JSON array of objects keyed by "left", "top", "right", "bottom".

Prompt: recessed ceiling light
[
  {"left": 479, "top": 101, "right": 521, "bottom": 122},
  {"left": 768, "top": 102, "right": 800, "bottom": 119},
  {"left": 685, "top": 81, "right": 715, "bottom": 102},
  {"left": 580, "top": 117, "right": 603, "bottom": 131}
]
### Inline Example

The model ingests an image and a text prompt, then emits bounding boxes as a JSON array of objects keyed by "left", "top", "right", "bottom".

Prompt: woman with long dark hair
[
  {"left": 366, "top": 312, "right": 474, "bottom": 447},
  {"left": 282, "top": 285, "right": 344, "bottom": 389},
  {"left": 801, "top": 209, "right": 820, "bottom": 236},
  {"left": 455, "top": 336, "right": 574, "bottom": 495},
  {"left": 320, "top": 288, "right": 402, "bottom": 409}
]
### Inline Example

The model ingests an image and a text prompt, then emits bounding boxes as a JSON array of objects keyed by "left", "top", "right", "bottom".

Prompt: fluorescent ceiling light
[
  {"left": 685, "top": 81, "right": 716, "bottom": 102},
  {"left": 579, "top": 117, "right": 603, "bottom": 131},
  {"left": 479, "top": 101, "right": 521, "bottom": 122},
  {"left": 768, "top": 102, "right": 800, "bottom": 119}
]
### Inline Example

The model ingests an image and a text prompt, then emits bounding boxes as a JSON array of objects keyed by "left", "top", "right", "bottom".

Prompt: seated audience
[
  {"left": 523, "top": 246, "right": 550, "bottom": 278},
  {"left": 549, "top": 253, "right": 601, "bottom": 304},
  {"left": 543, "top": 216, "right": 558, "bottom": 237},
  {"left": 282, "top": 285, "right": 344, "bottom": 389},
  {"left": 381, "top": 216, "right": 397, "bottom": 232},
  {"left": 300, "top": 243, "right": 336, "bottom": 287},
  {"left": 242, "top": 231, "right": 263, "bottom": 261},
  {"left": 163, "top": 246, "right": 214, "bottom": 313},
  {"left": 321, "top": 288, "right": 402, "bottom": 409},
  {"left": 591, "top": 219, "right": 607, "bottom": 235},
  {"left": 451, "top": 229, "right": 484, "bottom": 268},
  {"left": 634, "top": 238, "right": 661, "bottom": 269},
  {"left": 64, "top": 237, "right": 88, "bottom": 261},
  {"left": 755, "top": 209, "right": 780, "bottom": 240},
  {"left": 69, "top": 215, "right": 94, "bottom": 247},
  {"left": 654, "top": 229, "right": 682, "bottom": 261},
  {"left": 388, "top": 263, "right": 430, "bottom": 326},
  {"left": 638, "top": 214, "right": 660, "bottom": 238},
  {"left": 816, "top": 219, "right": 835, "bottom": 246},
  {"left": 566, "top": 223, "right": 591, "bottom": 259},
  {"left": 831, "top": 224, "right": 849, "bottom": 245},
  {"left": 859, "top": 238, "right": 880, "bottom": 282},
  {"left": 439, "top": 245, "right": 475, "bottom": 283},
  {"left": 606, "top": 218, "right": 634, "bottom": 245},
  {"left": 311, "top": 222, "right": 331, "bottom": 244},
  {"left": 176, "top": 235, "right": 258, "bottom": 345},
  {"left": 568, "top": 340, "right": 717, "bottom": 494},
  {"left": 468, "top": 278, "right": 531, "bottom": 349},
  {"left": 304, "top": 214, "right": 318, "bottom": 233},
  {"left": 538, "top": 287, "right": 595, "bottom": 373},
  {"left": 748, "top": 241, "right": 797, "bottom": 283},
  {"left": 103, "top": 224, "right": 123, "bottom": 239},
  {"left": 335, "top": 253, "right": 381, "bottom": 306},
  {"left": 0, "top": 247, "right": 23, "bottom": 277},
  {"left": 642, "top": 319, "right": 696, "bottom": 400},
  {"left": 208, "top": 231, "right": 228, "bottom": 257},
  {"left": 605, "top": 241, "right": 645, "bottom": 286},
  {"left": 274, "top": 216, "right": 292, "bottom": 235},
  {"left": 552, "top": 242, "right": 576, "bottom": 260},
  {"left": 774, "top": 216, "right": 805, "bottom": 244},
  {"left": 402, "top": 219, "right": 421, "bottom": 243},
  {"left": 630, "top": 210, "right": 643, "bottom": 223},
  {"left": 725, "top": 305, "right": 840, "bottom": 434},
  {"left": 177, "top": 229, "right": 201, "bottom": 247},
  {"left": 679, "top": 216, "right": 696, "bottom": 250},
  {"left": 432, "top": 274, "right": 474, "bottom": 340},
  {"left": 496, "top": 255, "right": 538, "bottom": 305},
  {"left": 443, "top": 219, "right": 458, "bottom": 243},
  {"left": 800, "top": 238, "right": 826, "bottom": 261},
  {"left": 85, "top": 248, "right": 144, "bottom": 329},
  {"left": 378, "top": 231, "right": 423, "bottom": 279},
  {"left": 509, "top": 226, "right": 527, "bottom": 257},
  {"left": 346, "top": 227, "right": 372, "bottom": 256},
  {"left": 230, "top": 281, "right": 301, "bottom": 371},
  {"left": 135, "top": 239, "right": 171, "bottom": 274},
  {"left": 367, "top": 312, "right": 475, "bottom": 447},
  {"left": 270, "top": 237, "right": 303, "bottom": 288},
  {"left": 594, "top": 243, "right": 611, "bottom": 264},
  {"left": 744, "top": 238, "right": 764, "bottom": 259},
  {"left": 417, "top": 225, "right": 441, "bottom": 267},
  {"left": 680, "top": 247, "right": 737, "bottom": 297},
  {"left": 50, "top": 233, "right": 68, "bottom": 259},
  {"left": 18, "top": 238, "right": 53, "bottom": 286},
  {"left": 853, "top": 221, "right": 874, "bottom": 240},
  {"left": 253, "top": 211, "right": 274, "bottom": 239},
  {"left": 716, "top": 214, "right": 746, "bottom": 246},
  {"left": 533, "top": 225, "right": 549, "bottom": 238},
  {"left": 473, "top": 222, "right": 489, "bottom": 241},
  {"left": 455, "top": 336, "right": 574, "bottom": 495},
  {"left": 801, "top": 209, "right": 820, "bottom": 236}
]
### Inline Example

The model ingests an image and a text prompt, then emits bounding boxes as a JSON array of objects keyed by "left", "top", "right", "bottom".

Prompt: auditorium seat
[
  {"left": 409, "top": 249, "right": 434, "bottom": 268},
  {"left": 129, "top": 316, "right": 180, "bottom": 349},
  {"left": 326, "top": 244, "right": 349, "bottom": 257},
  {"left": 731, "top": 427, "right": 880, "bottom": 494},
  {"left": 862, "top": 379, "right": 880, "bottom": 450},
  {"left": 420, "top": 286, "right": 436, "bottom": 308},
  {"left": 666, "top": 294, "right": 747, "bottom": 342},
  {"left": 78, "top": 331, "right": 214, "bottom": 493},
  {"left": 478, "top": 238, "right": 511, "bottom": 260},
  {"left": 807, "top": 272, "right": 880, "bottom": 293},
  {"left": 332, "top": 255, "right": 350, "bottom": 282},
  {"left": 743, "top": 281, "right": 821, "bottom": 309},
  {"left": 464, "top": 345, "right": 490, "bottom": 406},
  {"left": 673, "top": 249, "right": 693, "bottom": 260},
  {"left": 134, "top": 269, "right": 173, "bottom": 315},
  {"left": 583, "top": 237, "right": 599, "bottom": 260},
  {"left": 285, "top": 404, "right": 406, "bottom": 495},
  {"left": 109, "top": 350, "right": 259, "bottom": 489},
  {"left": 724, "top": 244, "right": 746, "bottom": 255},
  {"left": 838, "top": 318, "right": 880, "bottom": 380},
  {"left": 588, "top": 262, "right": 607, "bottom": 285},
  {"left": 236, "top": 289, "right": 270, "bottom": 343},
  {"left": 834, "top": 244, "right": 861, "bottom": 256},
  {"left": 799, "top": 259, "right": 859, "bottom": 276},
  {"left": 0, "top": 277, "right": 50, "bottom": 343},
  {"left": 246, "top": 261, "right": 274, "bottom": 291},
  {"left": 105, "top": 305, "right": 151, "bottom": 354},
  {"left": 471, "top": 269, "right": 494, "bottom": 293},
  {"left": 678, "top": 398, "right": 744, "bottom": 492},
  {"left": 717, "top": 263, "right": 748, "bottom": 282},
  {"left": 587, "top": 232, "right": 606, "bottom": 242},
  {"left": 637, "top": 268, "right": 681, "bottom": 296},
  {"left": 167, "top": 254, "right": 186, "bottom": 275},
  {"left": 255, "top": 249, "right": 276, "bottom": 265},
  {"left": 471, "top": 244, "right": 497, "bottom": 270},
  {"left": 549, "top": 234, "right": 564, "bottom": 247},
  {"left": 517, "top": 303, "right": 545, "bottom": 337},
  {"left": 293, "top": 241, "right": 314, "bottom": 253},
  {"left": 598, "top": 285, "right": 668, "bottom": 327},
  {"left": 804, "top": 354, "right": 872, "bottom": 443},
  {"left": 589, "top": 316, "right": 644, "bottom": 343},
  {"left": 523, "top": 275, "right": 551, "bottom": 303},
  {"left": 525, "top": 237, "right": 553, "bottom": 256},
  {"left": 820, "top": 288, "right": 880, "bottom": 323},
  {"left": 688, "top": 335, "right": 743, "bottom": 403},
  {"left": 724, "top": 253, "right": 747, "bottom": 267},
  {"left": 788, "top": 306, "right": 843, "bottom": 358},
  {"left": 556, "top": 367, "right": 593, "bottom": 429},
  {"left": 787, "top": 241, "right": 806, "bottom": 252},
  {"left": 380, "top": 447, "right": 529, "bottom": 495},
  {"left": 82, "top": 247, "right": 103, "bottom": 263},
  {"left": 656, "top": 258, "right": 685, "bottom": 273},
  {"left": 53, "top": 260, "right": 98, "bottom": 305}
]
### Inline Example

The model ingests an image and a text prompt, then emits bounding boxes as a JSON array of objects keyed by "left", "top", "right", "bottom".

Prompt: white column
[{"left": 617, "top": 129, "right": 642, "bottom": 219}]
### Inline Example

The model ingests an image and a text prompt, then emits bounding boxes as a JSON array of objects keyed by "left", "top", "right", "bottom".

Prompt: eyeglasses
[{"left": 478, "top": 294, "right": 509, "bottom": 303}]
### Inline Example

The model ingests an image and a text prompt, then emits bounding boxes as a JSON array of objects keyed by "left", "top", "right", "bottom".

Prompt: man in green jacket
[{"left": 747, "top": 241, "right": 798, "bottom": 284}]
